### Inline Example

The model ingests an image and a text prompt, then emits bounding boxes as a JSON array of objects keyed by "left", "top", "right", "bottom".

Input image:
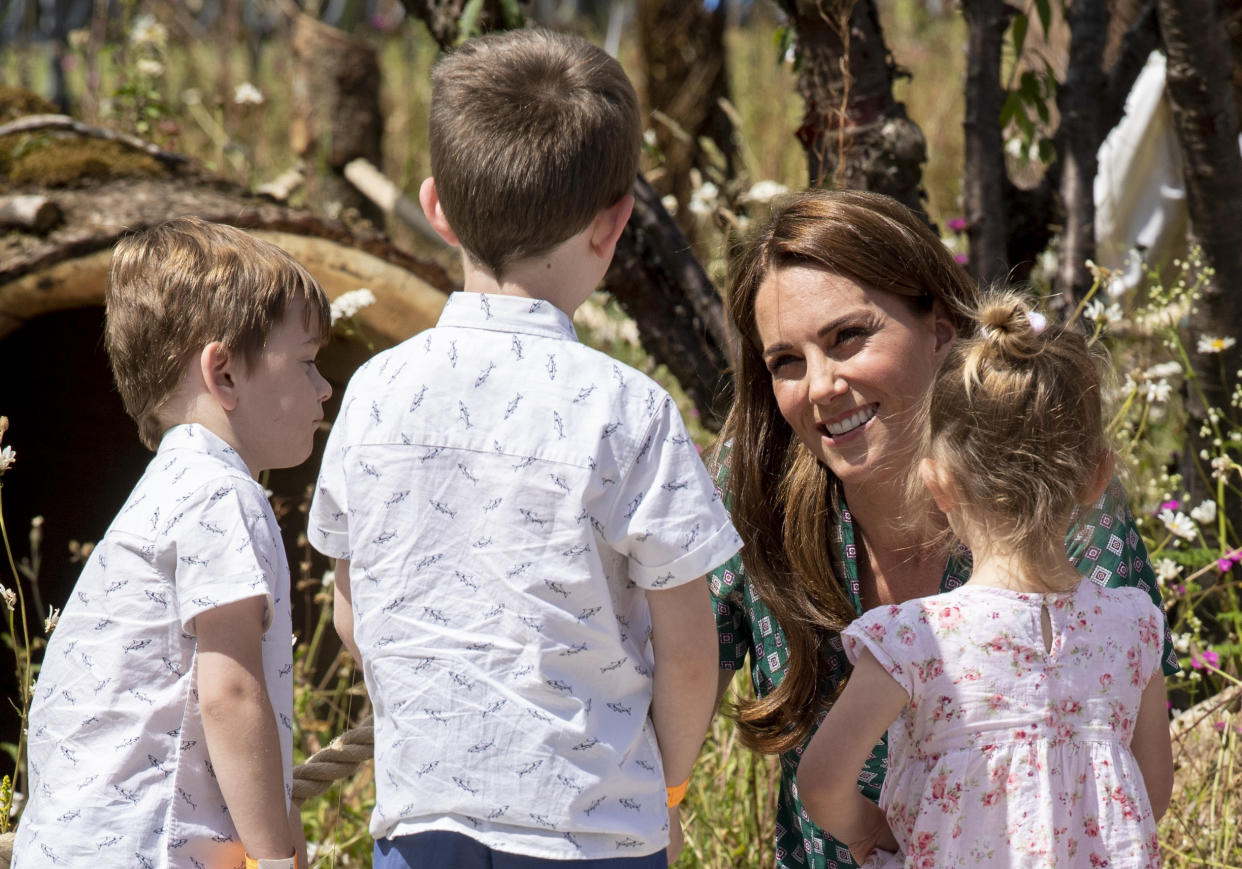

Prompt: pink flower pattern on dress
[{"left": 837, "top": 580, "right": 1165, "bottom": 868}]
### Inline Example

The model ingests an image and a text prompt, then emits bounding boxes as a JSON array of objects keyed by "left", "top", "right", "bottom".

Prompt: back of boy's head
[
  {"left": 105, "top": 216, "right": 331, "bottom": 451},
  {"left": 919, "top": 290, "right": 1109, "bottom": 562},
  {"left": 428, "top": 28, "right": 641, "bottom": 277}
]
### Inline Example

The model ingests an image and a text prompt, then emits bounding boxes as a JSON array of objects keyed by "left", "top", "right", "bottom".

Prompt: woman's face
[{"left": 754, "top": 265, "right": 956, "bottom": 489}]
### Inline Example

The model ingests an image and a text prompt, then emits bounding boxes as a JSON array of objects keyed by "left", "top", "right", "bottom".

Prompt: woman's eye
[
  {"left": 835, "top": 326, "right": 868, "bottom": 346},
  {"left": 766, "top": 355, "right": 796, "bottom": 375}
]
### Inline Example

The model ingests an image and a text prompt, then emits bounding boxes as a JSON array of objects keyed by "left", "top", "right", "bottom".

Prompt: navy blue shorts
[{"left": 374, "top": 831, "right": 669, "bottom": 868}]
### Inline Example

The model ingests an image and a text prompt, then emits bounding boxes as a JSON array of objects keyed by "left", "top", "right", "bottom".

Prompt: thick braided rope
[{"left": 291, "top": 715, "right": 374, "bottom": 803}]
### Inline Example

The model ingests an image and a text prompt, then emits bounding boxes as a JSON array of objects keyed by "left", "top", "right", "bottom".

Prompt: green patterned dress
[{"left": 709, "top": 465, "right": 1177, "bottom": 869}]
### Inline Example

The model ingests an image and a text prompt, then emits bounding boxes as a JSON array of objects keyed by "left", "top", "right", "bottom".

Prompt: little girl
[{"left": 798, "top": 292, "right": 1174, "bottom": 867}]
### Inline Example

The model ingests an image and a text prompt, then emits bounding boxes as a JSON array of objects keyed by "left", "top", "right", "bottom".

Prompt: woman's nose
[{"left": 806, "top": 354, "right": 845, "bottom": 403}]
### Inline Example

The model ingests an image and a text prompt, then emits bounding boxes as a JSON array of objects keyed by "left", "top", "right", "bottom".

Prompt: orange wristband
[
  {"left": 666, "top": 777, "right": 690, "bottom": 808},
  {"left": 245, "top": 856, "right": 297, "bottom": 869}
]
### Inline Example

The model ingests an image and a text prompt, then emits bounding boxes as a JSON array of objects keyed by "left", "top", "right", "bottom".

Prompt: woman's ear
[
  {"left": 1080, "top": 449, "right": 1116, "bottom": 506},
  {"left": 200, "top": 342, "right": 239, "bottom": 411},
  {"left": 930, "top": 299, "right": 957, "bottom": 356},
  {"left": 419, "top": 177, "right": 461, "bottom": 247}
]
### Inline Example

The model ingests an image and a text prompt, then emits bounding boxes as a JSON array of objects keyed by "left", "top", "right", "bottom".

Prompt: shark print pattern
[
  {"left": 309, "top": 292, "right": 741, "bottom": 860},
  {"left": 14, "top": 424, "right": 294, "bottom": 869}
]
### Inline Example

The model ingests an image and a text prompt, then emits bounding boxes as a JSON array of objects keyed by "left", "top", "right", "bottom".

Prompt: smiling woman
[{"left": 708, "top": 188, "right": 1177, "bottom": 869}]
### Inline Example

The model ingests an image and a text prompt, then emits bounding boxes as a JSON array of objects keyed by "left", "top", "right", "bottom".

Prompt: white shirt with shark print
[
  {"left": 14, "top": 424, "right": 294, "bottom": 869},
  {"left": 310, "top": 292, "right": 741, "bottom": 860}
]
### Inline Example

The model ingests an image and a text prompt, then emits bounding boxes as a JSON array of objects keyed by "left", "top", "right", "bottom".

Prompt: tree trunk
[
  {"left": 775, "top": 0, "right": 929, "bottom": 219},
  {"left": 291, "top": 14, "right": 385, "bottom": 228},
  {"left": 398, "top": 0, "right": 529, "bottom": 48},
  {"left": 1157, "top": 0, "right": 1242, "bottom": 520},
  {"left": 960, "top": 0, "right": 1010, "bottom": 284},
  {"left": 637, "top": 0, "right": 736, "bottom": 240},
  {"left": 603, "top": 176, "right": 733, "bottom": 431},
  {"left": 1054, "top": 0, "right": 1108, "bottom": 299}
]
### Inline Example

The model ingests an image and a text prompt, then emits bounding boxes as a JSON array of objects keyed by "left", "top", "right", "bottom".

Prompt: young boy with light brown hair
[
  {"left": 14, "top": 216, "right": 332, "bottom": 869},
  {"left": 310, "top": 27, "right": 741, "bottom": 869}
]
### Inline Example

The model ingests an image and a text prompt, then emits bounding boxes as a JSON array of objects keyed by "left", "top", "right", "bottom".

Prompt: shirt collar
[
  {"left": 158, "top": 423, "right": 252, "bottom": 476},
  {"left": 436, "top": 291, "right": 579, "bottom": 342}
]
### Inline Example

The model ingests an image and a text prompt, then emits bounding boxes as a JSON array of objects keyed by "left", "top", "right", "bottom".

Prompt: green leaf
[
  {"left": 1000, "top": 90, "right": 1023, "bottom": 127},
  {"left": 1019, "top": 70, "right": 1039, "bottom": 102},
  {"left": 498, "top": 0, "right": 524, "bottom": 28},
  {"left": 456, "top": 0, "right": 486, "bottom": 46},
  {"left": 1035, "top": 0, "right": 1052, "bottom": 36},
  {"left": 1011, "top": 13, "right": 1028, "bottom": 60}
]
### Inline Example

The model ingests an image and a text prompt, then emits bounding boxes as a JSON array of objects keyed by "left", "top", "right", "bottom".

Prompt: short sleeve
[
  {"left": 600, "top": 395, "right": 742, "bottom": 588},
  {"left": 840, "top": 605, "right": 915, "bottom": 697},
  {"left": 1067, "top": 475, "right": 1178, "bottom": 675},
  {"left": 173, "top": 479, "right": 281, "bottom": 633},
  {"left": 308, "top": 389, "right": 357, "bottom": 560}
]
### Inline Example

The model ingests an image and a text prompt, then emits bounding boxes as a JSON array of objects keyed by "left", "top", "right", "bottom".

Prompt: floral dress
[
  {"left": 709, "top": 454, "right": 1178, "bottom": 869},
  {"left": 842, "top": 580, "right": 1164, "bottom": 867}
]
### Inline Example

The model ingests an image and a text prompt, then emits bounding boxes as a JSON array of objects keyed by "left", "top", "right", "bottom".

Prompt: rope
[{"left": 291, "top": 715, "right": 374, "bottom": 803}]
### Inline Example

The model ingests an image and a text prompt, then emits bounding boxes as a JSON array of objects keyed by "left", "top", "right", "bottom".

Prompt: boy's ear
[
  {"left": 200, "top": 342, "right": 240, "bottom": 412},
  {"left": 1080, "top": 449, "right": 1115, "bottom": 506},
  {"left": 588, "top": 193, "right": 634, "bottom": 259},
  {"left": 419, "top": 177, "right": 461, "bottom": 247},
  {"left": 920, "top": 457, "right": 958, "bottom": 515}
]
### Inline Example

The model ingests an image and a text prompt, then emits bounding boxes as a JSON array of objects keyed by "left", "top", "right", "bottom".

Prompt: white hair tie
[{"left": 980, "top": 310, "right": 1047, "bottom": 340}]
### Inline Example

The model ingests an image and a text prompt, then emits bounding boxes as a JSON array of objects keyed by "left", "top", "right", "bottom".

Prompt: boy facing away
[
  {"left": 14, "top": 217, "right": 332, "bottom": 869},
  {"left": 308, "top": 28, "right": 742, "bottom": 868}
]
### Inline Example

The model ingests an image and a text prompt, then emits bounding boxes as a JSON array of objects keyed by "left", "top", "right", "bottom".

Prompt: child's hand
[{"left": 667, "top": 804, "right": 685, "bottom": 864}]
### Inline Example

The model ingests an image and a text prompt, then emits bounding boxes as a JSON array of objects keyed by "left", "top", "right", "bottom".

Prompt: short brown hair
[
  {"left": 105, "top": 217, "right": 331, "bottom": 450},
  {"left": 917, "top": 290, "right": 1108, "bottom": 578},
  {"left": 428, "top": 28, "right": 641, "bottom": 277},
  {"left": 718, "top": 188, "right": 980, "bottom": 754}
]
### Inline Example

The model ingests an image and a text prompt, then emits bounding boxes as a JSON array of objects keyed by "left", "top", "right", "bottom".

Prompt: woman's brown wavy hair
[{"left": 718, "top": 189, "right": 979, "bottom": 754}]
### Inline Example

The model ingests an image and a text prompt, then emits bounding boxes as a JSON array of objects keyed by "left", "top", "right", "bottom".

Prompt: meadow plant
[{"left": 0, "top": 416, "right": 33, "bottom": 835}]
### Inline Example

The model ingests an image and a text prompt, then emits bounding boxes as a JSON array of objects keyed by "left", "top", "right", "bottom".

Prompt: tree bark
[
  {"left": 637, "top": 0, "right": 736, "bottom": 240},
  {"left": 603, "top": 176, "right": 733, "bottom": 431},
  {"left": 1157, "top": 0, "right": 1242, "bottom": 518},
  {"left": 775, "top": 0, "right": 929, "bottom": 219},
  {"left": 1054, "top": 0, "right": 1108, "bottom": 299},
  {"left": 291, "top": 14, "right": 385, "bottom": 227},
  {"left": 398, "top": 0, "right": 529, "bottom": 48},
  {"left": 960, "top": 0, "right": 1011, "bottom": 284}
]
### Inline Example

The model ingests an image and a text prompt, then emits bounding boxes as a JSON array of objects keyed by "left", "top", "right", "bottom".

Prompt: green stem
[{"left": 0, "top": 484, "right": 33, "bottom": 823}]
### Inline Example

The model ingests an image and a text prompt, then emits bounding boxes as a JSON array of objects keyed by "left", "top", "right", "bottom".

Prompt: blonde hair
[
  {"left": 429, "top": 28, "right": 641, "bottom": 277},
  {"left": 719, "top": 188, "right": 980, "bottom": 754},
  {"left": 915, "top": 290, "right": 1109, "bottom": 582},
  {"left": 105, "top": 217, "right": 331, "bottom": 450}
]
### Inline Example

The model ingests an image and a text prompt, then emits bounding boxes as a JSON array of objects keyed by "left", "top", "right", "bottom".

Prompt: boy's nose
[{"left": 316, "top": 369, "right": 332, "bottom": 402}]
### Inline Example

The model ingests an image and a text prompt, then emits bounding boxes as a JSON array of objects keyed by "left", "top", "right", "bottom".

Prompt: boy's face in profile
[{"left": 229, "top": 299, "right": 331, "bottom": 474}]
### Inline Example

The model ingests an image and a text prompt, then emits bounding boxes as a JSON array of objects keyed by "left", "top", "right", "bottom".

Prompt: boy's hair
[
  {"left": 916, "top": 290, "right": 1109, "bottom": 572},
  {"left": 428, "top": 28, "right": 641, "bottom": 277},
  {"left": 105, "top": 216, "right": 331, "bottom": 451}
]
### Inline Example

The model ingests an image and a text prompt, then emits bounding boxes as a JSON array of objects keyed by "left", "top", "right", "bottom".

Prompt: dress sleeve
[
  {"left": 840, "top": 605, "right": 915, "bottom": 697},
  {"left": 174, "top": 478, "right": 281, "bottom": 633},
  {"left": 1067, "top": 475, "right": 1179, "bottom": 676},
  {"left": 709, "top": 550, "right": 752, "bottom": 672}
]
